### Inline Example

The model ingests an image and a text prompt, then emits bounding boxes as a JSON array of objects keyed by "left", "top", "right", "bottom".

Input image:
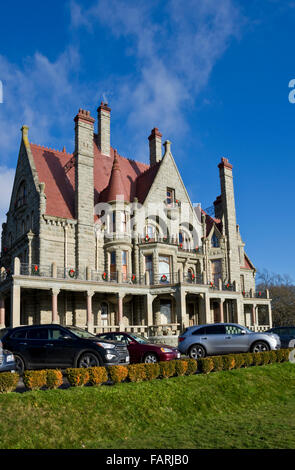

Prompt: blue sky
[{"left": 0, "top": 0, "right": 294, "bottom": 280}]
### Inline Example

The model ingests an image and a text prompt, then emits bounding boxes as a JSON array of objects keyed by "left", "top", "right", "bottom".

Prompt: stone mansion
[{"left": 0, "top": 102, "right": 272, "bottom": 338}]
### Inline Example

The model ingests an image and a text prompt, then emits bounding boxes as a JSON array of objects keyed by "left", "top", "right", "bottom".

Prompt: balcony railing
[
  {"left": 183, "top": 273, "right": 203, "bottom": 284},
  {"left": 242, "top": 291, "right": 268, "bottom": 299}
]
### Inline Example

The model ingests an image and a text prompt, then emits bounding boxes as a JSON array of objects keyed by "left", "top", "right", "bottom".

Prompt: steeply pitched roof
[
  {"left": 29, "top": 137, "right": 152, "bottom": 220},
  {"left": 201, "top": 208, "right": 222, "bottom": 237}
]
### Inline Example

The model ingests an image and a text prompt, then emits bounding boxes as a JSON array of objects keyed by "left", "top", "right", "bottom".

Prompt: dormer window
[
  {"left": 211, "top": 233, "right": 219, "bottom": 248},
  {"left": 166, "top": 188, "right": 175, "bottom": 205}
]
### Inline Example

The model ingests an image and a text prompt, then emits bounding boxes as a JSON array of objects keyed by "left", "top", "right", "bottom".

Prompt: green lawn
[{"left": 1, "top": 362, "right": 295, "bottom": 449}]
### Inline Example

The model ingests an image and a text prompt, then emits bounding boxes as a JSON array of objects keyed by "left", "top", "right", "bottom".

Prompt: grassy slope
[{"left": 1, "top": 363, "right": 295, "bottom": 449}]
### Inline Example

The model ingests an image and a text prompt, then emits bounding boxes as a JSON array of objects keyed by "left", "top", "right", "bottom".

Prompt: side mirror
[{"left": 241, "top": 330, "right": 246, "bottom": 335}]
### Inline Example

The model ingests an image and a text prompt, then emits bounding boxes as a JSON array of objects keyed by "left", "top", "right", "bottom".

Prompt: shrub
[
  {"left": 159, "top": 361, "right": 176, "bottom": 379},
  {"left": 143, "top": 363, "right": 160, "bottom": 381},
  {"left": 221, "top": 355, "right": 235, "bottom": 371},
  {"left": 185, "top": 359, "right": 198, "bottom": 375},
  {"left": 260, "top": 351, "right": 271, "bottom": 365},
  {"left": 268, "top": 350, "right": 277, "bottom": 364},
  {"left": 242, "top": 353, "right": 254, "bottom": 367},
  {"left": 276, "top": 349, "right": 290, "bottom": 363},
  {"left": 23, "top": 370, "right": 47, "bottom": 391},
  {"left": 65, "top": 368, "right": 89, "bottom": 387},
  {"left": 46, "top": 369, "right": 63, "bottom": 389},
  {"left": 174, "top": 360, "right": 188, "bottom": 376},
  {"left": 252, "top": 352, "right": 263, "bottom": 366},
  {"left": 232, "top": 354, "right": 245, "bottom": 369},
  {"left": 87, "top": 367, "right": 108, "bottom": 386},
  {"left": 108, "top": 365, "right": 128, "bottom": 384},
  {"left": 197, "top": 357, "right": 214, "bottom": 374},
  {"left": 211, "top": 356, "right": 223, "bottom": 372},
  {"left": 0, "top": 372, "right": 19, "bottom": 393},
  {"left": 127, "top": 364, "right": 147, "bottom": 383}
]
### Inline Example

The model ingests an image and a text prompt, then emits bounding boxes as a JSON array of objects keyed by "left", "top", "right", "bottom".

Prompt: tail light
[{"left": 178, "top": 337, "right": 185, "bottom": 342}]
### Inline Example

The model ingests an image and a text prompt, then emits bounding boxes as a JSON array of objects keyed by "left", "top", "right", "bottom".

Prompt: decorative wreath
[
  {"left": 195, "top": 246, "right": 199, "bottom": 252},
  {"left": 161, "top": 274, "right": 167, "bottom": 282},
  {"left": 179, "top": 243, "right": 183, "bottom": 249},
  {"left": 210, "top": 281, "right": 214, "bottom": 287},
  {"left": 145, "top": 234, "right": 150, "bottom": 242},
  {"left": 191, "top": 273, "right": 195, "bottom": 280},
  {"left": 131, "top": 274, "right": 136, "bottom": 283},
  {"left": 242, "top": 290, "right": 246, "bottom": 296},
  {"left": 258, "top": 291, "right": 262, "bottom": 297},
  {"left": 69, "top": 269, "right": 75, "bottom": 278},
  {"left": 102, "top": 272, "right": 107, "bottom": 281},
  {"left": 226, "top": 283, "right": 230, "bottom": 289},
  {"left": 32, "top": 264, "right": 39, "bottom": 275}
]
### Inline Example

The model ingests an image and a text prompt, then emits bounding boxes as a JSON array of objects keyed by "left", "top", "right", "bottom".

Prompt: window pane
[
  {"left": 122, "top": 251, "right": 127, "bottom": 265},
  {"left": 206, "top": 325, "right": 226, "bottom": 335},
  {"left": 11, "top": 329, "right": 27, "bottom": 339},
  {"left": 192, "top": 327, "right": 206, "bottom": 335},
  {"left": 49, "top": 328, "right": 66, "bottom": 340},
  {"left": 27, "top": 328, "right": 48, "bottom": 340},
  {"left": 225, "top": 325, "right": 243, "bottom": 335}
]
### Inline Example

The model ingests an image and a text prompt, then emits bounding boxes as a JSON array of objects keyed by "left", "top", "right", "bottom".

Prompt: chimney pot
[{"left": 148, "top": 127, "right": 162, "bottom": 166}]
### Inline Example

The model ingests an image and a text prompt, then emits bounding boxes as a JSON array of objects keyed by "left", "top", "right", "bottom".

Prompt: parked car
[
  {"left": 1, "top": 324, "right": 130, "bottom": 374},
  {"left": 178, "top": 323, "right": 281, "bottom": 359},
  {"left": 0, "top": 341, "right": 16, "bottom": 373},
  {"left": 96, "top": 331, "right": 181, "bottom": 363},
  {"left": 265, "top": 326, "right": 295, "bottom": 348}
]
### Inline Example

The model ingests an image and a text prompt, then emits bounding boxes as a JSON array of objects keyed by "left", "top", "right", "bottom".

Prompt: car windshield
[
  {"left": 66, "top": 326, "right": 96, "bottom": 339},
  {"left": 128, "top": 333, "right": 149, "bottom": 344}
]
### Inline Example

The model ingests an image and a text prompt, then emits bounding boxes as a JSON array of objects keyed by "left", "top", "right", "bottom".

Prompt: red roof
[{"left": 29, "top": 138, "right": 156, "bottom": 220}]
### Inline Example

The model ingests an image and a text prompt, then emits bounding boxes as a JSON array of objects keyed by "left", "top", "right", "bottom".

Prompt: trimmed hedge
[
  {"left": 23, "top": 370, "right": 47, "bottom": 391},
  {"left": 108, "top": 365, "right": 128, "bottom": 384},
  {"left": 88, "top": 366, "right": 108, "bottom": 386},
  {"left": 0, "top": 348, "right": 292, "bottom": 394},
  {"left": 65, "top": 368, "right": 89, "bottom": 387},
  {"left": 0, "top": 372, "right": 19, "bottom": 393}
]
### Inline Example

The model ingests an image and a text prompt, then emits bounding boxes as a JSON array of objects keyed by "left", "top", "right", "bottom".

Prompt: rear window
[
  {"left": 192, "top": 327, "right": 207, "bottom": 335},
  {"left": 27, "top": 328, "right": 48, "bottom": 340},
  {"left": 10, "top": 329, "right": 27, "bottom": 339},
  {"left": 206, "top": 325, "right": 226, "bottom": 334}
]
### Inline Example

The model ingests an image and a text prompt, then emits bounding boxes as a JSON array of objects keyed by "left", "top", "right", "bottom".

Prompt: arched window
[
  {"left": 211, "top": 233, "right": 219, "bottom": 248},
  {"left": 15, "top": 181, "right": 26, "bottom": 208}
]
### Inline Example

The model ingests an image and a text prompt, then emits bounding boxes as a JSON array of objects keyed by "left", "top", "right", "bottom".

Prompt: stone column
[
  {"left": 204, "top": 293, "right": 211, "bottom": 324},
  {"left": 252, "top": 303, "right": 257, "bottom": 328},
  {"left": 268, "top": 303, "right": 273, "bottom": 328},
  {"left": 51, "top": 288, "right": 60, "bottom": 324},
  {"left": 146, "top": 294, "right": 153, "bottom": 326},
  {"left": 0, "top": 295, "right": 5, "bottom": 327},
  {"left": 220, "top": 299, "right": 224, "bottom": 323},
  {"left": 87, "top": 290, "right": 94, "bottom": 333},
  {"left": 175, "top": 287, "right": 188, "bottom": 330},
  {"left": 11, "top": 283, "right": 21, "bottom": 327},
  {"left": 118, "top": 293, "right": 124, "bottom": 326}
]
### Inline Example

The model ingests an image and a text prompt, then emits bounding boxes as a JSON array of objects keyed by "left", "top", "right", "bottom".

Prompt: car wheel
[
  {"left": 14, "top": 355, "right": 25, "bottom": 375},
  {"left": 143, "top": 353, "right": 158, "bottom": 363},
  {"left": 77, "top": 352, "right": 101, "bottom": 368},
  {"left": 188, "top": 344, "right": 206, "bottom": 359},
  {"left": 251, "top": 341, "right": 270, "bottom": 353}
]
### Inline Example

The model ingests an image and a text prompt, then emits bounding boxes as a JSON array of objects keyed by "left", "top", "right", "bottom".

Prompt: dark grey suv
[
  {"left": 1, "top": 324, "right": 130, "bottom": 374},
  {"left": 0, "top": 341, "right": 16, "bottom": 373},
  {"left": 178, "top": 323, "right": 281, "bottom": 359}
]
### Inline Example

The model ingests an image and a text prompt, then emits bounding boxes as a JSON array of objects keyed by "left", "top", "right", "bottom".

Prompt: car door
[
  {"left": 202, "top": 324, "right": 227, "bottom": 354},
  {"left": 25, "top": 327, "right": 50, "bottom": 367},
  {"left": 223, "top": 325, "right": 250, "bottom": 352},
  {"left": 45, "top": 327, "right": 78, "bottom": 367}
]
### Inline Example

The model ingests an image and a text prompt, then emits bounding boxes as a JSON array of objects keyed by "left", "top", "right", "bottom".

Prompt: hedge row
[{"left": 0, "top": 349, "right": 292, "bottom": 393}]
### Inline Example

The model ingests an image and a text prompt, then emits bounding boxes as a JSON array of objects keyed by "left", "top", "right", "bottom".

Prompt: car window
[
  {"left": 49, "top": 328, "right": 68, "bottom": 340},
  {"left": 225, "top": 325, "right": 244, "bottom": 335},
  {"left": 97, "top": 333, "right": 112, "bottom": 340},
  {"left": 192, "top": 327, "right": 206, "bottom": 335},
  {"left": 27, "top": 328, "right": 48, "bottom": 340},
  {"left": 10, "top": 329, "right": 27, "bottom": 339},
  {"left": 206, "top": 325, "right": 226, "bottom": 335},
  {"left": 113, "top": 334, "right": 128, "bottom": 344}
]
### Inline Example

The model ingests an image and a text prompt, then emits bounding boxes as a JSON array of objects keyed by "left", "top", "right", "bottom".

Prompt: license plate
[{"left": 177, "top": 352, "right": 181, "bottom": 358}]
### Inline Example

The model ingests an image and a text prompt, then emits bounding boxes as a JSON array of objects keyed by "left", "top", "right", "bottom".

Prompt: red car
[{"left": 96, "top": 332, "right": 181, "bottom": 364}]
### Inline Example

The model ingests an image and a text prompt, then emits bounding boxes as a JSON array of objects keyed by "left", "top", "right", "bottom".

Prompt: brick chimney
[
  {"left": 148, "top": 128, "right": 162, "bottom": 166},
  {"left": 97, "top": 102, "right": 111, "bottom": 156}
]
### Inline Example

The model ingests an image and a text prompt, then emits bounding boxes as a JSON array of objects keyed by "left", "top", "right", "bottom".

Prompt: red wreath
[
  {"left": 226, "top": 283, "right": 230, "bottom": 288},
  {"left": 242, "top": 290, "right": 246, "bottom": 295},
  {"left": 131, "top": 274, "right": 136, "bottom": 283},
  {"left": 145, "top": 234, "right": 150, "bottom": 242},
  {"left": 258, "top": 291, "right": 262, "bottom": 297},
  {"left": 161, "top": 274, "right": 167, "bottom": 282},
  {"left": 102, "top": 272, "right": 107, "bottom": 281},
  {"left": 191, "top": 273, "right": 195, "bottom": 280},
  {"left": 179, "top": 243, "right": 183, "bottom": 248},
  {"left": 69, "top": 269, "right": 75, "bottom": 278},
  {"left": 210, "top": 281, "right": 214, "bottom": 287}
]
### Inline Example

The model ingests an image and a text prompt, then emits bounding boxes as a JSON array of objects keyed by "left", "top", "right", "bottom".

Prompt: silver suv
[{"left": 178, "top": 323, "right": 281, "bottom": 359}]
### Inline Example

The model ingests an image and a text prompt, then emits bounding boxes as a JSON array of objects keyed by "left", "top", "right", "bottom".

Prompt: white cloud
[
  {"left": 70, "top": 0, "right": 243, "bottom": 157},
  {"left": 0, "top": 166, "right": 15, "bottom": 229}
]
